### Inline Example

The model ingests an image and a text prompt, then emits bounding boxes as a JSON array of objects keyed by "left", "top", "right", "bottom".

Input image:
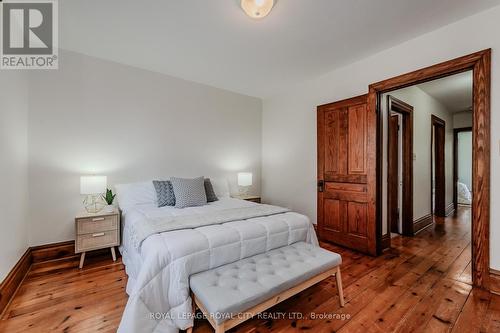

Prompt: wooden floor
[{"left": 1, "top": 207, "right": 499, "bottom": 333}]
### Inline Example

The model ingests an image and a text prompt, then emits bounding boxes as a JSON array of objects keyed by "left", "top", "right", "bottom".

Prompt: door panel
[
  {"left": 348, "top": 104, "right": 367, "bottom": 174},
  {"left": 323, "top": 199, "right": 341, "bottom": 233},
  {"left": 317, "top": 94, "right": 377, "bottom": 255},
  {"left": 347, "top": 202, "right": 368, "bottom": 236}
]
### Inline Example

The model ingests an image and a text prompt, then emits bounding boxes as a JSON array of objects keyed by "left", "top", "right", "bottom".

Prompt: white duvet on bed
[{"left": 118, "top": 198, "right": 318, "bottom": 333}]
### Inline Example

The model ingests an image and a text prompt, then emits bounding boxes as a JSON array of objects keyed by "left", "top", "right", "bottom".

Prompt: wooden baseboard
[
  {"left": 445, "top": 203, "right": 455, "bottom": 217},
  {"left": 413, "top": 214, "right": 433, "bottom": 234},
  {"left": 0, "top": 239, "right": 120, "bottom": 316},
  {"left": 381, "top": 233, "right": 390, "bottom": 250},
  {"left": 0, "top": 248, "right": 32, "bottom": 317},
  {"left": 31, "top": 240, "right": 76, "bottom": 263},
  {"left": 490, "top": 269, "right": 500, "bottom": 295}
]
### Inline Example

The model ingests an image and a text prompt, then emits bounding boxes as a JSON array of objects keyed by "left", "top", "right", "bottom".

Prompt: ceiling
[
  {"left": 418, "top": 71, "right": 473, "bottom": 113},
  {"left": 59, "top": 0, "right": 500, "bottom": 98}
]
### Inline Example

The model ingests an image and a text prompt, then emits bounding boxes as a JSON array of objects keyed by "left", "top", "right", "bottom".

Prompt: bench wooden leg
[
  {"left": 335, "top": 266, "right": 345, "bottom": 307},
  {"left": 186, "top": 292, "right": 196, "bottom": 333}
]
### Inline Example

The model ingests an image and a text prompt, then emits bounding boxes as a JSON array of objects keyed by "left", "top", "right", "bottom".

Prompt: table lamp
[
  {"left": 237, "top": 172, "right": 253, "bottom": 195},
  {"left": 80, "top": 175, "right": 107, "bottom": 213}
]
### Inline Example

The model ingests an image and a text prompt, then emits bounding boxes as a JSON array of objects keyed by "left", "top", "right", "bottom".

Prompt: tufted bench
[{"left": 187, "top": 242, "right": 344, "bottom": 333}]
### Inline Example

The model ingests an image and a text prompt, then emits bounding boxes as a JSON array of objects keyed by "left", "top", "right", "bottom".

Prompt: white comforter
[{"left": 118, "top": 198, "right": 318, "bottom": 333}]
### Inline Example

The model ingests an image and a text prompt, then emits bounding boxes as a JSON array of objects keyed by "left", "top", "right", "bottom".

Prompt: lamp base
[
  {"left": 83, "top": 195, "right": 105, "bottom": 213},
  {"left": 239, "top": 186, "right": 250, "bottom": 196}
]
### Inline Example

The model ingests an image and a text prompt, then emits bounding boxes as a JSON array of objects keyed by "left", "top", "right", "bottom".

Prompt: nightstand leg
[
  {"left": 111, "top": 247, "right": 116, "bottom": 262},
  {"left": 79, "top": 252, "right": 86, "bottom": 269}
]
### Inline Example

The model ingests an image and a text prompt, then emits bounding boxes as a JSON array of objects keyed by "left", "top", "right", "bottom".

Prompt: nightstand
[
  {"left": 231, "top": 195, "right": 261, "bottom": 203},
  {"left": 75, "top": 209, "right": 120, "bottom": 269}
]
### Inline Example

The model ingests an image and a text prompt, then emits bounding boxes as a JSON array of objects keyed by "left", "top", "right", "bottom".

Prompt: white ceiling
[
  {"left": 418, "top": 71, "right": 473, "bottom": 113},
  {"left": 59, "top": 0, "right": 500, "bottom": 98}
]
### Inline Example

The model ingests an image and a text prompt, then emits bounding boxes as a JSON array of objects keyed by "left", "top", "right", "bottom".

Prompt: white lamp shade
[
  {"left": 80, "top": 176, "right": 107, "bottom": 194},
  {"left": 237, "top": 172, "right": 253, "bottom": 187}
]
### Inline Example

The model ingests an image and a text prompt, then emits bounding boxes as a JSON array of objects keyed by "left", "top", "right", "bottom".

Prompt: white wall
[
  {"left": 0, "top": 72, "right": 29, "bottom": 281},
  {"left": 28, "top": 50, "right": 262, "bottom": 246},
  {"left": 262, "top": 5, "right": 500, "bottom": 269},
  {"left": 380, "top": 87, "right": 455, "bottom": 235},
  {"left": 454, "top": 111, "right": 473, "bottom": 128}
]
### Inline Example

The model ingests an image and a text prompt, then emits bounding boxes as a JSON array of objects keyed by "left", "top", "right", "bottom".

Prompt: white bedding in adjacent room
[{"left": 118, "top": 197, "right": 318, "bottom": 333}]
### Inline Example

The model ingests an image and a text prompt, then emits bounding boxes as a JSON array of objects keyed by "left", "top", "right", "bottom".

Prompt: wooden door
[
  {"left": 317, "top": 95, "right": 377, "bottom": 255},
  {"left": 388, "top": 114, "right": 400, "bottom": 233}
]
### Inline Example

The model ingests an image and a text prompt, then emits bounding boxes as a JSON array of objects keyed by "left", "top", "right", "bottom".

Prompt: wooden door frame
[
  {"left": 368, "top": 49, "right": 491, "bottom": 289},
  {"left": 386, "top": 96, "right": 414, "bottom": 238},
  {"left": 431, "top": 115, "right": 447, "bottom": 217},
  {"left": 453, "top": 127, "right": 473, "bottom": 211},
  {"left": 388, "top": 113, "right": 400, "bottom": 235}
]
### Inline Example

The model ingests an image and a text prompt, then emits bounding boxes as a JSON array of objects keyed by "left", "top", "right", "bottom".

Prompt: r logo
[{"left": 2, "top": 2, "right": 53, "bottom": 55}]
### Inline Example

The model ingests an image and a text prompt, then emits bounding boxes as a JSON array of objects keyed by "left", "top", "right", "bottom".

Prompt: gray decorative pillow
[
  {"left": 153, "top": 180, "right": 176, "bottom": 207},
  {"left": 204, "top": 178, "right": 218, "bottom": 203},
  {"left": 170, "top": 177, "right": 207, "bottom": 208}
]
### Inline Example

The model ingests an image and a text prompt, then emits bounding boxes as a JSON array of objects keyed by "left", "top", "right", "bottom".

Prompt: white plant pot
[{"left": 104, "top": 205, "right": 115, "bottom": 213}]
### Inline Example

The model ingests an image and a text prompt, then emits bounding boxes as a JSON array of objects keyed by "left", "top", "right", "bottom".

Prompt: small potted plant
[{"left": 103, "top": 188, "right": 116, "bottom": 213}]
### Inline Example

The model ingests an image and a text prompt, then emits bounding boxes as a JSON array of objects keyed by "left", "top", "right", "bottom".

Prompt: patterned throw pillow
[
  {"left": 204, "top": 178, "right": 218, "bottom": 203},
  {"left": 152, "top": 180, "right": 176, "bottom": 207},
  {"left": 170, "top": 177, "right": 208, "bottom": 208}
]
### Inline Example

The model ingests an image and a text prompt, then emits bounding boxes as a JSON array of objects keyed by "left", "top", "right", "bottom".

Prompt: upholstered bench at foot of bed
[{"left": 187, "top": 242, "right": 344, "bottom": 333}]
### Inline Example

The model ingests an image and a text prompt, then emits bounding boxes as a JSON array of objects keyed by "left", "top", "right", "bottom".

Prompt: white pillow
[
  {"left": 115, "top": 181, "right": 157, "bottom": 209},
  {"left": 210, "top": 178, "right": 230, "bottom": 199}
]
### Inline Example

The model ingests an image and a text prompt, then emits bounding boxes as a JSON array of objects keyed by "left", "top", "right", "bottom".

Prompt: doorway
[
  {"left": 386, "top": 96, "right": 413, "bottom": 237},
  {"left": 454, "top": 127, "right": 473, "bottom": 211},
  {"left": 431, "top": 115, "right": 446, "bottom": 217},
  {"left": 370, "top": 49, "right": 491, "bottom": 289}
]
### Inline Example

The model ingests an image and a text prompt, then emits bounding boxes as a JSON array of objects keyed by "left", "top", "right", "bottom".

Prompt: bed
[{"left": 115, "top": 180, "right": 318, "bottom": 333}]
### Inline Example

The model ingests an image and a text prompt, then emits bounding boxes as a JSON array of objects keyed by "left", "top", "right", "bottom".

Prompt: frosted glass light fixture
[
  {"left": 80, "top": 175, "right": 107, "bottom": 213},
  {"left": 241, "top": 0, "right": 274, "bottom": 19}
]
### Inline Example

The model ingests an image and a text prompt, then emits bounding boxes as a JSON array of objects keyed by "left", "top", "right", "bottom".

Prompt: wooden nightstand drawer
[
  {"left": 76, "top": 230, "right": 119, "bottom": 253},
  {"left": 76, "top": 215, "right": 118, "bottom": 235}
]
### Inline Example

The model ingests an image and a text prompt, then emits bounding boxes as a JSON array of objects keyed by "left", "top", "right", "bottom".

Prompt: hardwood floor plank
[{"left": 451, "top": 288, "right": 491, "bottom": 333}]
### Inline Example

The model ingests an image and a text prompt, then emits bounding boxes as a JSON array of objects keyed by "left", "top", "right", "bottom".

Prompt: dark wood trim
[
  {"left": 490, "top": 269, "right": 500, "bottom": 295},
  {"left": 445, "top": 203, "right": 456, "bottom": 217},
  {"left": 413, "top": 214, "right": 433, "bottom": 234},
  {"left": 0, "top": 249, "right": 32, "bottom": 317},
  {"left": 431, "top": 114, "right": 447, "bottom": 218},
  {"left": 381, "top": 233, "right": 390, "bottom": 250},
  {"left": 31, "top": 240, "right": 76, "bottom": 263},
  {"left": 369, "top": 49, "right": 491, "bottom": 290},
  {"left": 387, "top": 96, "right": 414, "bottom": 239},
  {"left": 453, "top": 127, "right": 473, "bottom": 211}
]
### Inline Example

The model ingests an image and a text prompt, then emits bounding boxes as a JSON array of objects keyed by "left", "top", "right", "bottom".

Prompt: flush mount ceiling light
[{"left": 241, "top": 0, "right": 274, "bottom": 19}]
